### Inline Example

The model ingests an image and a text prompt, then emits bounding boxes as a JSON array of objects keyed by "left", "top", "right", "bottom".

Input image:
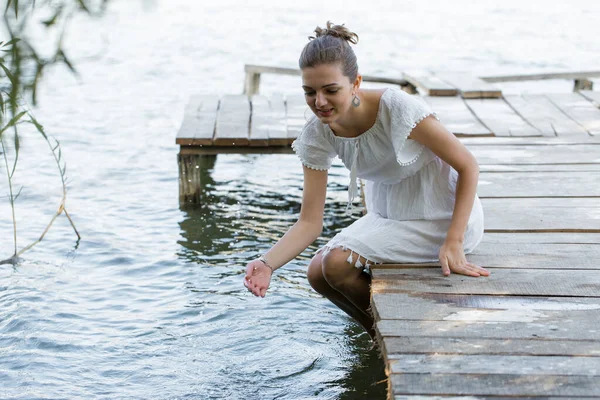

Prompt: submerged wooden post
[{"left": 178, "top": 153, "right": 216, "bottom": 206}]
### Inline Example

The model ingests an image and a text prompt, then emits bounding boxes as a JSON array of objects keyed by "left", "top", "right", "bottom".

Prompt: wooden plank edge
[{"left": 179, "top": 146, "right": 294, "bottom": 155}]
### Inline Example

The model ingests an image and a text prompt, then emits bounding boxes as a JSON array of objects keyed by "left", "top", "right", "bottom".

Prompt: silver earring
[{"left": 352, "top": 95, "right": 361, "bottom": 108}]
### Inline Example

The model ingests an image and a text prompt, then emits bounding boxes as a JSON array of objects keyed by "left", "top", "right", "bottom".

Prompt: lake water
[{"left": 1, "top": 0, "right": 599, "bottom": 398}]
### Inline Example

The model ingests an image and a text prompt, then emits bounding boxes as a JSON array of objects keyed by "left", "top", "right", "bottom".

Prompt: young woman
[{"left": 244, "top": 22, "right": 489, "bottom": 340}]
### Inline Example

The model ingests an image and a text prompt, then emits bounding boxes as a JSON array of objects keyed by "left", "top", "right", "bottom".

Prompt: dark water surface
[{"left": 1, "top": 0, "right": 599, "bottom": 398}]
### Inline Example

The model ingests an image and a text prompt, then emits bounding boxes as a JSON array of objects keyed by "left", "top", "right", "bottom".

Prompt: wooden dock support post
[
  {"left": 243, "top": 71, "right": 261, "bottom": 96},
  {"left": 574, "top": 78, "right": 593, "bottom": 91},
  {"left": 178, "top": 153, "right": 216, "bottom": 206}
]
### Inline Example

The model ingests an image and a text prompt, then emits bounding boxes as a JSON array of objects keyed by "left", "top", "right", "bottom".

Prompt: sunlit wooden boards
[
  {"left": 581, "top": 90, "right": 600, "bottom": 108},
  {"left": 546, "top": 92, "right": 600, "bottom": 135},
  {"left": 250, "top": 94, "right": 287, "bottom": 146},
  {"left": 422, "top": 96, "right": 492, "bottom": 136},
  {"left": 285, "top": 93, "right": 308, "bottom": 143},
  {"left": 465, "top": 98, "right": 540, "bottom": 136},
  {"left": 404, "top": 70, "right": 502, "bottom": 98},
  {"left": 213, "top": 95, "right": 250, "bottom": 145},
  {"left": 503, "top": 94, "right": 587, "bottom": 136},
  {"left": 176, "top": 92, "right": 600, "bottom": 148},
  {"left": 175, "top": 95, "right": 219, "bottom": 146},
  {"left": 477, "top": 171, "right": 600, "bottom": 197},
  {"left": 403, "top": 70, "right": 458, "bottom": 96},
  {"left": 435, "top": 71, "right": 503, "bottom": 99},
  {"left": 176, "top": 94, "right": 309, "bottom": 147}
]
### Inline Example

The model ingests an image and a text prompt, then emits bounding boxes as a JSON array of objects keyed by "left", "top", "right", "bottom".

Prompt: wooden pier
[
  {"left": 371, "top": 135, "right": 600, "bottom": 398},
  {"left": 176, "top": 66, "right": 600, "bottom": 398}
]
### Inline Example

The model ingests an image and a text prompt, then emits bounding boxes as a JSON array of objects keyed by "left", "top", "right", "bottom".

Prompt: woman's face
[{"left": 301, "top": 63, "right": 356, "bottom": 124}]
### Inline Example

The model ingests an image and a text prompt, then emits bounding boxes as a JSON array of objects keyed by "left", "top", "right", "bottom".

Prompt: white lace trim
[{"left": 395, "top": 112, "right": 439, "bottom": 166}]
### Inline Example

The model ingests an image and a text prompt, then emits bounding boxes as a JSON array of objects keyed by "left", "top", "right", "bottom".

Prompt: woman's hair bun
[{"left": 310, "top": 21, "right": 358, "bottom": 45}]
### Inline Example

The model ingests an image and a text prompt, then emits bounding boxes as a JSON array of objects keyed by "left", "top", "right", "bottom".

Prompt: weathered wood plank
[
  {"left": 377, "top": 319, "right": 600, "bottom": 341},
  {"left": 482, "top": 198, "right": 600, "bottom": 232},
  {"left": 214, "top": 95, "right": 250, "bottom": 146},
  {"left": 249, "top": 95, "right": 270, "bottom": 146},
  {"left": 378, "top": 242, "right": 600, "bottom": 269},
  {"left": 481, "top": 232, "right": 600, "bottom": 244},
  {"left": 469, "top": 242, "right": 600, "bottom": 268},
  {"left": 435, "top": 72, "right": 502, "bottom": 99},
  {"left": 461, "top": 136, "right": 600, "bottom": 145},
  {"left": 286, "top": 93, "right": 308, "bottom": 143},
  {"left": 372, "top": 292, "right": 600, "bottom": 322},
  {"left": 470, "top": 144, "right": 600, "bottom": 165},
  {"left": 581, "top": 90, "right": 600, "bottom": 108},
  {"left": 250, "top": 94, "right": 288, "bottom": 146},
  {"left": 390, "top": 373, "right": 600, "bottom": 396},
  {"left": 478, "top": 171, "right": 600, "bottom": 197},
  {"left": 179, "top": 146, "right": 294, "bottom": 155},
  {"left": 423, "top": 96, "right": 492, "bottom": 136},
  {"left": 389, "top": 354, "right": 600, "bottom": 376},
  {"left": 504, "top": 94, "right": 588, "bottom": 136},
  {"left": 480, "top": 164, "right": 600, "bottom": 172},
  {"left": 546, "top": 93, "right": 600, "bottom": 135},
  {"left": 268, "top": 93, "right": 288, "bottom": 145},
  {"left": 465, "top": 98, "right": 541, "bottom": 137},
  {"left": 403, "top": 71, "right": 458, "bottom": 96},
  {"left": 394, "top": 397, "right": 587, "bottom": 400},
  {"left": 176, "top": 95, "right": 219, "bottom": 145},
  {"left": 371, "top": 268, "right": 600, "bottom": 296},
  {"left": 383, "top": 336, "right": 600, "bottom": 357}
]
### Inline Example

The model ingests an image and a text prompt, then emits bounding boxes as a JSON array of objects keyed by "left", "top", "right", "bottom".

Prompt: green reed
[{"left": 0, "top": 0, "right": 108, "bottom": 264}]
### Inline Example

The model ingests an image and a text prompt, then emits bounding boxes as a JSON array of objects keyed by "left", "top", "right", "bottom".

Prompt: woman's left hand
[{"left": 439, "top": 239, "right": 490, "bottom": 277}]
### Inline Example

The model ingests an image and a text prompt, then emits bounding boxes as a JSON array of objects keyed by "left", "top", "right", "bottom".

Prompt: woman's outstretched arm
[{"left": 244, "top": 166, "right": 328, "bottom": 297}]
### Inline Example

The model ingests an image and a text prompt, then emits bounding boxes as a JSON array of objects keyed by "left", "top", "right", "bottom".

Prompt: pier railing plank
[
  {"left": 423, "top": 96, "right": 492, "bottom": 136},
  {"left": 546, "top": 93, "right": 600, "bottom": 135},
  {"left": 214, "top": 95, "right": 250, "bottom": 146},
  {"left": 465, "top": 98, "right": 541, "bottom": 136}
]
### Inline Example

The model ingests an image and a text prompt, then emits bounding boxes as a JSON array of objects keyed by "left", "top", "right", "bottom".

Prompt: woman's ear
[{"left": 353, "top": 74, "right": 363, "bottom": 92}]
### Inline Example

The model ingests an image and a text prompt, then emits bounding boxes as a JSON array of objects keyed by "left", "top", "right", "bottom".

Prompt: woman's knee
[
  {"left": 306, "top": 253, "right": 327, "bottom": 292},
  {"left": 321, "top": 248, "right": 358, "bottom": 289}
]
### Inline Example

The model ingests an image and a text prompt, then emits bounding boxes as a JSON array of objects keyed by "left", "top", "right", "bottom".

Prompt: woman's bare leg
[{"left": 307, "top": 251, "right": 376, "bottom": 339}]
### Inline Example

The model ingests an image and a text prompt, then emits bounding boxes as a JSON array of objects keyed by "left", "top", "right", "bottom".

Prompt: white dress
[{"left": 291, "top": 88, "right": 484, "bottom": 273}]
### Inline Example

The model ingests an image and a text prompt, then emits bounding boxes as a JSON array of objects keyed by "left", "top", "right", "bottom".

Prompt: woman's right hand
[{"left": 244, "top": 259, "right": 273, "bottom": 298}]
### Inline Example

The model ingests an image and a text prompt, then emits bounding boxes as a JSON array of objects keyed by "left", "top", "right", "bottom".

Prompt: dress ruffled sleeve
[
  {"left": 380, "top": 88, "right": 439, "bottom": 166},
  {"left": 291, "top": 117, "right": 337, "bottom": 170}
]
